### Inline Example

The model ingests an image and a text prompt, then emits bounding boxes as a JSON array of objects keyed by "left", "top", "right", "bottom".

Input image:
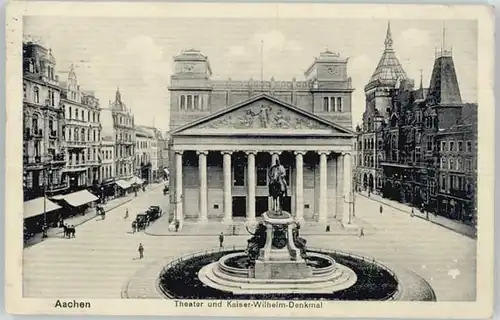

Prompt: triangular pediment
[{"left": 171, "top": 94, "right": 355, "bottom": 136}]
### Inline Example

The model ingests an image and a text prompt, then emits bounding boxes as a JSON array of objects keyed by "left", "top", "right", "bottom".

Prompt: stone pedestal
[{"left": 253, "top": 211, "right": 313, "bottom": 279}]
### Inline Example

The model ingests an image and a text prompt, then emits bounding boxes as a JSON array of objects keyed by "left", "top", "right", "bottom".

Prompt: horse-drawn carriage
[
  {"left": 146, "top": 205, "right": 162, "bottom": 221},
  {"left": 132, "top": 213, "right": 149, "bottom": 232}
]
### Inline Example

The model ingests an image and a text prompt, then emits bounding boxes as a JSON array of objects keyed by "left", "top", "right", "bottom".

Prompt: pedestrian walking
[
  {"left": 124, "top": 208, "right": 129, "bottom": 219},
  {"left": 175, "top": 220, "right": 180, "bottom": 232},
  {"left": 410, "top": 208, "right": 414, "bottom": 218},
  {"left": 219, "top": 232, "right": 224, "bottom": 248},
  {"left": 379, "top": 205, "right": 383, "bottom": 214},
  {"left": 138, "top": 243, "right": 144, "bottom": 259},
  {"left": 359, "top": 227, "right": 365, "bottom": 237}
]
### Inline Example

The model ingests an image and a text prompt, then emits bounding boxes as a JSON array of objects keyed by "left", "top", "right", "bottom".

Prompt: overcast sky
[{"left": 24, "top": 17, "right": 477, "bottom": 131}]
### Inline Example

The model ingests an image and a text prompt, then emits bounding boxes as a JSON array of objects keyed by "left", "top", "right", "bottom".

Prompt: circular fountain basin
[{"left": 198, "top": 252, "right": 357, "bottom": 294}]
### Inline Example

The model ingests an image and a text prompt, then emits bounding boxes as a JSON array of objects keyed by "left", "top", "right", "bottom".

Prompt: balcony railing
[{"left": 449, "top": 188, "right": 471, "bottom": 199}]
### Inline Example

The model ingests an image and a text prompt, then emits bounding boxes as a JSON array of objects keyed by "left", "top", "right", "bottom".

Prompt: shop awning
[
  {"left": 115, "top": 179, "right": 132, "bottom": 189},
  {"left": 129, "top": 176, "right": 144, "bottom": 185},
  {"left": 59, "top": 190, "right": 99, "bottom": 207},
  {"left": 24, "top": 197, "right": 62, "bottom": 219}
]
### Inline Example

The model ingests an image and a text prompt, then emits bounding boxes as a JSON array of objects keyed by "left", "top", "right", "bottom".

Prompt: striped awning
[
  {"left": 115, "top": 179, "right": 132, "bottom": 189},
  {"left": 57, "top": 190, "right": 99, "bottom": 207},
  {"left": 24, "top": 197, "right": 62, "bottom": 219}
]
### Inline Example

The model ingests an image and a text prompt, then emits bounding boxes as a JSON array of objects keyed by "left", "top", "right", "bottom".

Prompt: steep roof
[
  {"left": 365, "top": 22, "right": 409, "bottom": 92},
  {"left": 426, "top": 52, "right": 462, "bottom": 105}
]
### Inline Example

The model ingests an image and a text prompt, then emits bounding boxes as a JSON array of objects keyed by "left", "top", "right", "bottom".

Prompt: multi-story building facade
[
  {"left": 59, "top": 65, "right": 102, "bottom": 192},
  {"left": 435, "top": 103, "right": 477, "bottom": 224},
  {"left": 99, "top": 107, "right": 116, "bottom": 198},
  {"left": 356, "top": 24, "right": 478, "bottom": 226},
  {"left": 110, "top": 88, "right": 135, "bottom": 181},
  {"left": 135, "top": 126, "right": 154, "bottom": 183},
  {"left": 22, "top": 42, "right": 67, "bottom": 201},
  {"left": 168, "top": 48, "right": 355, "bottom": 226},
  {"left": 356, "top": 22, "right": 410, "bottom": 194}
]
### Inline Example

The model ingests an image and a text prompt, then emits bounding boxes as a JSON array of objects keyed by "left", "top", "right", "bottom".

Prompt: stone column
[
  {"left": 246, "top": 151, "right": 257, "bottom": 223},
  {"left": 294, "top": 151, "right": 305, "bottom": 222},
  {"left": 343, "top": 152, "right": 352, "bottom": 225},
  {"left": 318, "top": 151, "right": 329, "bottom": 223},
  {"left": 332, "top": 155, "right": 337, "bottom": 218},
  {"left": 175, "top": 151, "right": 184, "bottom": 222},
  {"left": 197, "top": 151, "right": 208, "bottom": 223},
  {"left": 336, "top": 153, "right": 344, "bottom": 220},
  {"left": 222, "top": 151, "right": 233, "bottom": 223}
]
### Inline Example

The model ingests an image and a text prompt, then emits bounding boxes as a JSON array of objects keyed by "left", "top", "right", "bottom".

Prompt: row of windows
[
  {"left": 116, "top": 146, "right": 134, "bottom": 158},
  {"left": 66, "top": 106, "right": 100, "bottom": 123},
  {"left": 440, "top": 140, "right": 473, "bottom": 153},
  {"left": 117, "top": 115, "right": 133, "bottom": 127},
  {"left": 116, "top": 163, "right": 133, "bottom": 176},
  {"left": 100, "top": 165, "right": 114, "bottom": 180},
  {"left": 117, "top": 132, "right": 133, "bottom": 142},
  {"left": 440, "top": 174, "right": 474, "bottom": 193},
  {"left": 67, "top": 149, "right": 99, "bottom": 165},
  {"left": 322, "top": 97, "right": 343, "bottom": 112},
  {"left": 24, "top": 85, "right": 56, "bottom": 107},
  {"left": 66, "top": 127, "right": 100, "bottom": 142},
  {"left": 179, "top": 94, "right": 206, "bottom": 111},
  {"left": 440, "top": 157, "right": 475, "bottom": 172}
]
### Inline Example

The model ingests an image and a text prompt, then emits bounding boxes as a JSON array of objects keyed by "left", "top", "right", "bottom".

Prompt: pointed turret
[
  {"left": 365, "top": 21, "right": 409, "bottom": 92},
  {"left": 427, "top": 50, "right": 462, "bottom": 105},
  {"left": 115, "top": 87, "right": 121, "bottom": 103},
  {"left": 384, "top": 21, "right": 393, "bottom": 50}
]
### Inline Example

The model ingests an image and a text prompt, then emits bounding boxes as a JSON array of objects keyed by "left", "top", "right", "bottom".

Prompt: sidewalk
[
  {"left": 145, "top": 214, "right": 376, "bottom": 237},
  {"left": 24, "top": 183, "right": 165, "bottom": 247},
  {"left": 358, "top": 191, "right": 476, "bottom": 239}
]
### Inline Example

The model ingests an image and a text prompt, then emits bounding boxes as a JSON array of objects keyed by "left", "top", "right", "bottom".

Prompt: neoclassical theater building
[{"left": 168, "top": 49, "right": 356, "bottom": 226}]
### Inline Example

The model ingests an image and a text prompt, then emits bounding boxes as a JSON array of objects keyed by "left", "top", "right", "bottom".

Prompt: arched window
[
  {"left": 74, "top": 128, "right": 79, "bottom": 141},
  {"left": 68, "top": 128, "right": 72, "bottom": 141},
  {"left": 69, "top": 106, "right": 72, "bottom": 119},
  {"left": 87, "top": 129, "right": 91, "bottom": 142},
  {"left": 32, "top": 115, "right": 39, "bottom": 131},
  {"left": 48, "top": 118, "right": 54, "bottom": 133},
  {"left": 93, "top": 113, "right": 95, "bottom": 123},
  {"left": 93, "top": 130, "right": 96, "bottom": 141},
  {"left": 33, "top": 87, "right": 39, "bottom": 103},
  {"left": 81, "top": 128, "right": 86, "bottom": 141}
]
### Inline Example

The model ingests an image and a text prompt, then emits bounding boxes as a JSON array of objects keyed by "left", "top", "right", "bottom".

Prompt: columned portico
[
  {"left": 168, "top": 94, "right": 355, "bottom": 227},
  {"left": 294, "top": 151, "right": 305, "bottom": 223},
  {"left": 342, "top": 152, "right": 352, "bottom": 225},
  {"left": 197, "top": 151, "right": 208, "bottom": 222},
  {"left": 318, "top": 151, "right": 329, "bottom": 223},
  {"left": 222, "top": 151, "right": 233, "bottom": 223},
  {"left": 246, "top": 151, "right": 257, "bottom": 223},
  {"left": 175, "top": 151, "right": 184, "bottom": 222}
]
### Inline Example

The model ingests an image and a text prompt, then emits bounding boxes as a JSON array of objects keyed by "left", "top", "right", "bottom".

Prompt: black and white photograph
[{"left": 4, "top": 2, "right": 494, "bottom": 318}]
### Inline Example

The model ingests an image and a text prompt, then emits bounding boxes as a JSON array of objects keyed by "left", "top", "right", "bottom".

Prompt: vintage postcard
[{"left": 4, "top": 1, "right": 495, "bottom": 318}]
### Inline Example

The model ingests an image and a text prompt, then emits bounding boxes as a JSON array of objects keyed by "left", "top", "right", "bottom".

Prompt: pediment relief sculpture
[{"left": 198, "top": 104, "right": 330, "bottom": 130}]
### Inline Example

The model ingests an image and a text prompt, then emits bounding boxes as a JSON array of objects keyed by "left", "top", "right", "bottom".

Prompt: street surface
[{"left": 23, "top": 186, "right": 476, "bottom": 300}]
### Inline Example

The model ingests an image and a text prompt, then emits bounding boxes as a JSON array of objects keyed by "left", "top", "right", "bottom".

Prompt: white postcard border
[{"left": 5, "top": 2, "right": 495, "bottom": 318}]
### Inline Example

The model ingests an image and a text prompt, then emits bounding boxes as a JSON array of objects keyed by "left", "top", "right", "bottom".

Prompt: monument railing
[
  {"left": 158, "top": 246, "right": 401, "bottom": 301},
  {"left": 308, "top": 247, "right": 401, "bottom": 300}
]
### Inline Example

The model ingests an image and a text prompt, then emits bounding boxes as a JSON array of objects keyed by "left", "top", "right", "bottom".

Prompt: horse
[
  {"left": 268, "top": 164, "right": 287, "bottom": 213},
  {"left": 62, "top": 225, "right": 75, "bottom": 238}
]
